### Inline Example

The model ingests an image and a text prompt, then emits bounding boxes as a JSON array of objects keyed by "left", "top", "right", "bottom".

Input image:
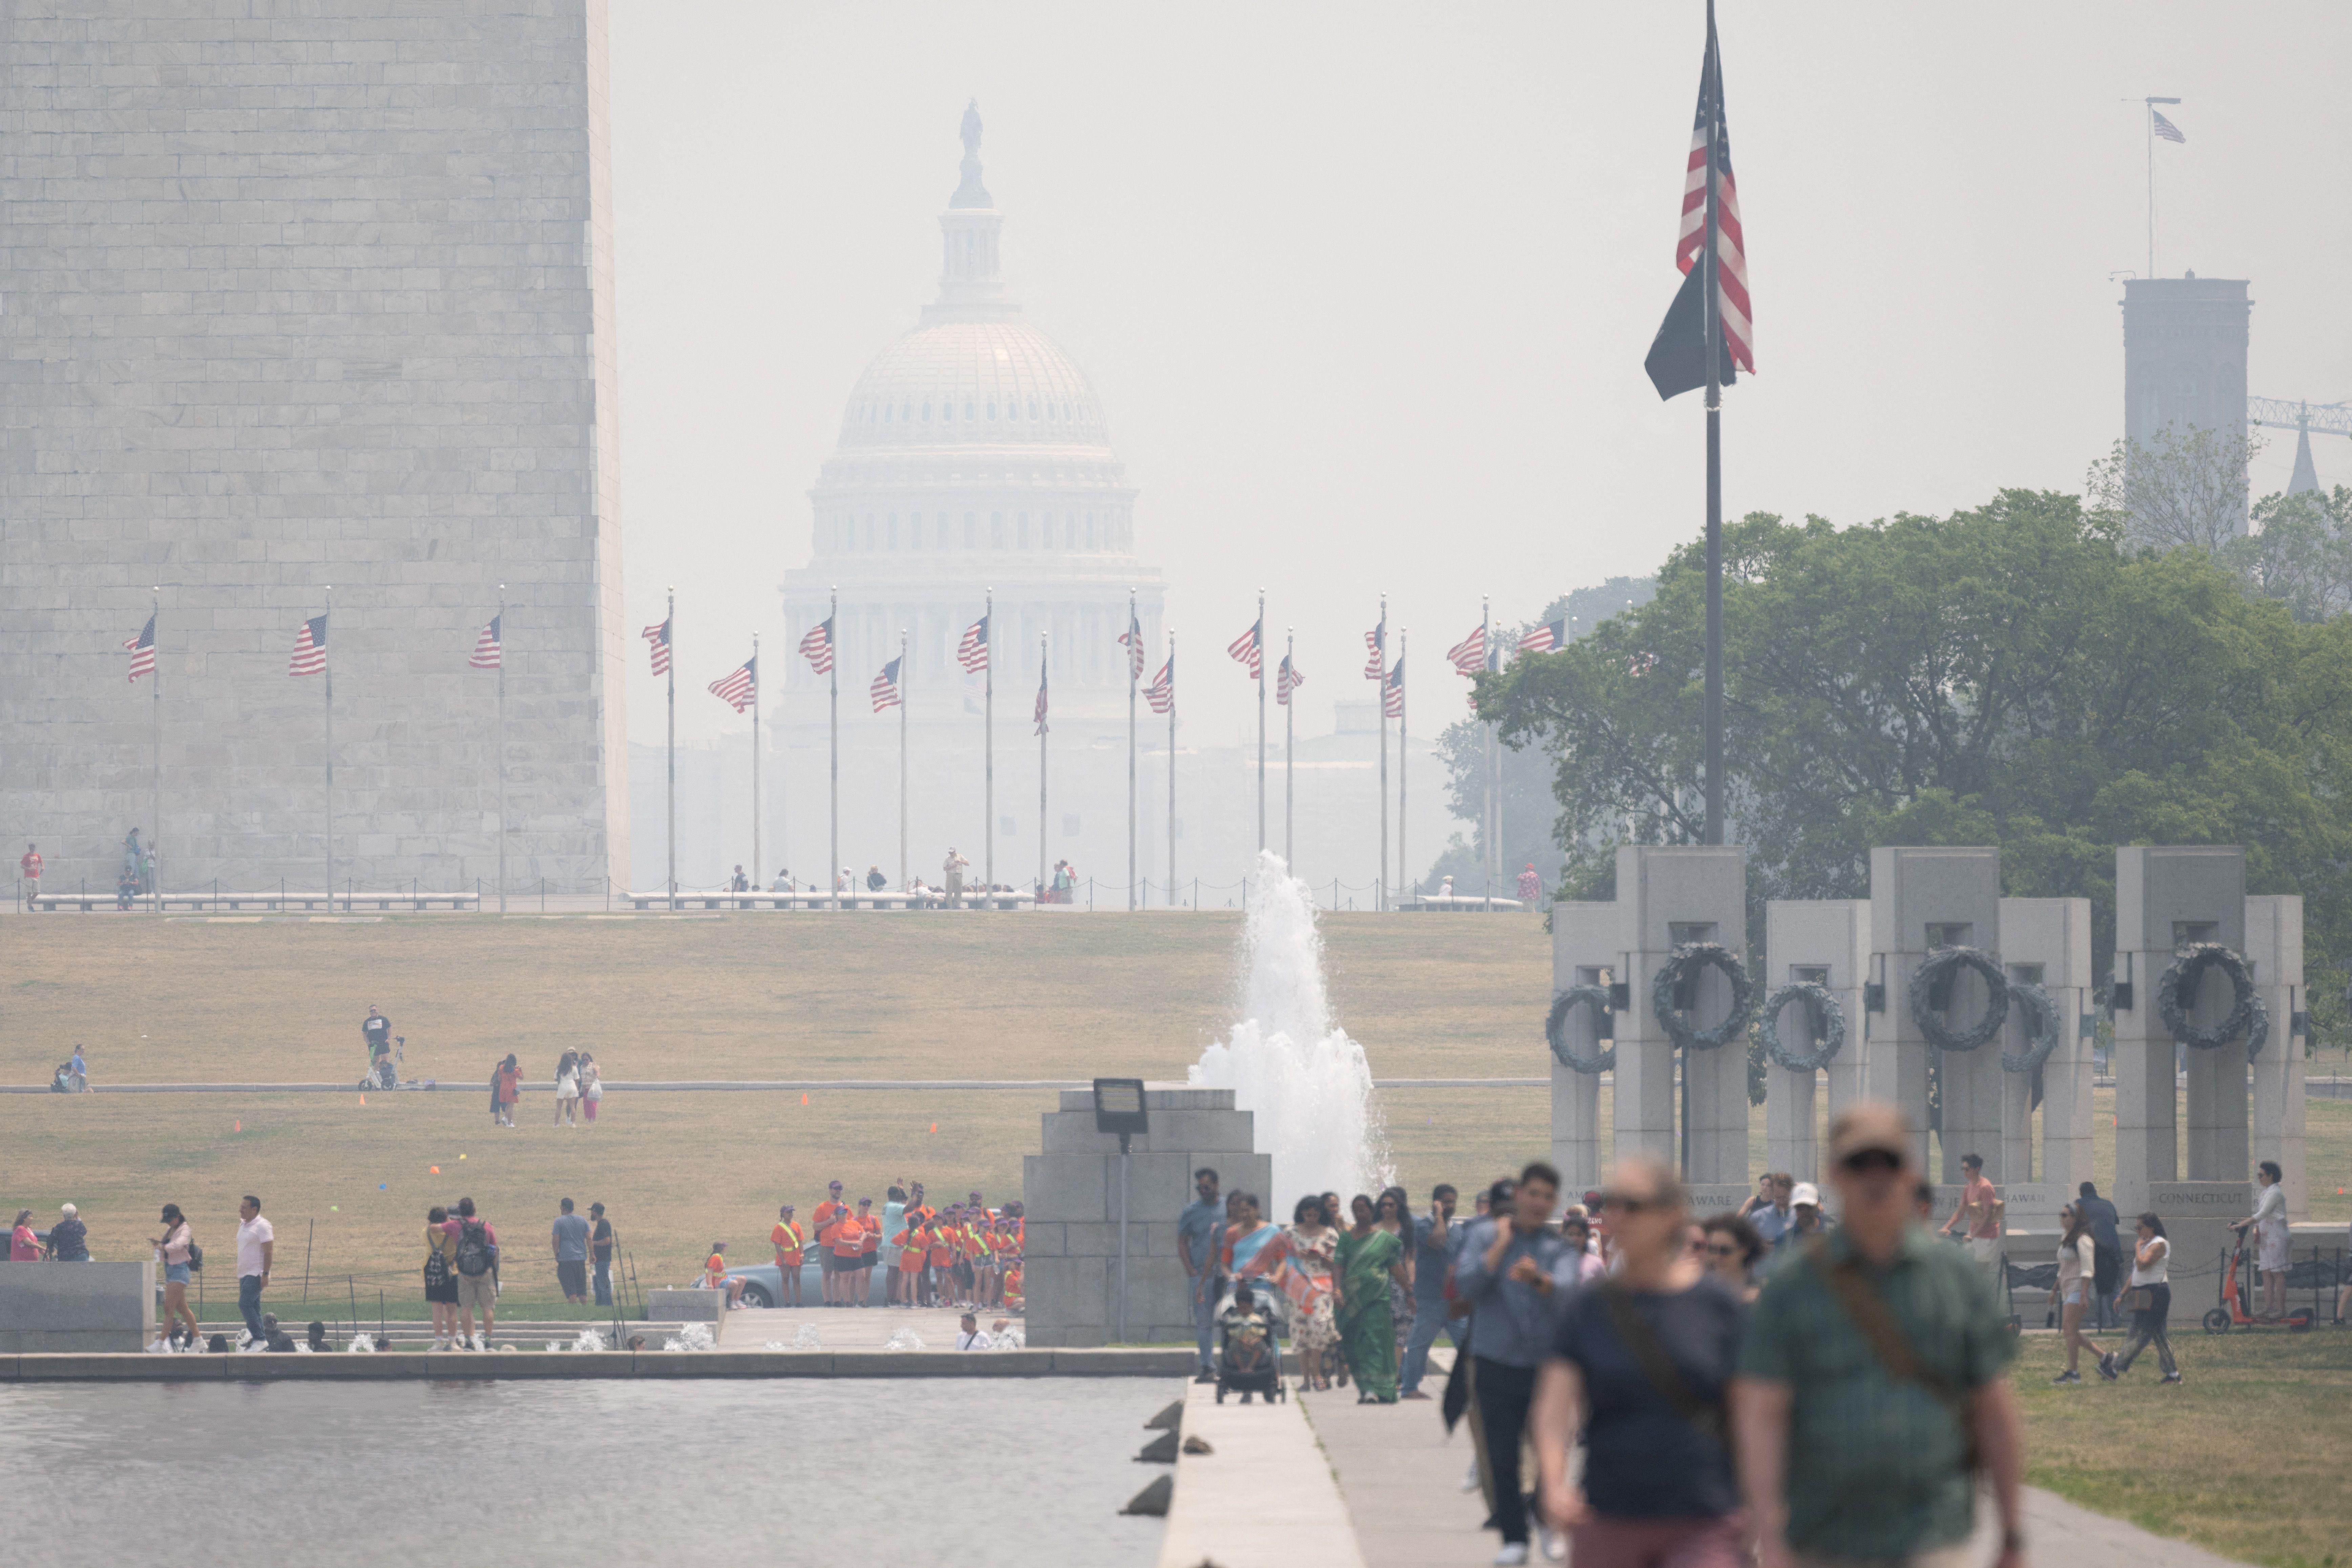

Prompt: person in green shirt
[{"left": 1732, "top": 1101, "right": 2024, "bottom": 1568}]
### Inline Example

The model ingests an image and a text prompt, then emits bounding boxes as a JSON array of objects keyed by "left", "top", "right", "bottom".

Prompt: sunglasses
[
  {"left": 1703, "top": 1241, "right": 1740, "bottom": 1257},
  {"left": 1839, "top": 1149, "right": 1903, "bottom": 1174},
  {"left": 1599, "top": 1192, "right": 1665, "bottom": 1215}
]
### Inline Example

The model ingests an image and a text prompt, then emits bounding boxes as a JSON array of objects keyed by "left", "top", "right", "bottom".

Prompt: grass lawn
[{"left": 2011, "top": 1329, "right": 2352, "bottom": 1568}]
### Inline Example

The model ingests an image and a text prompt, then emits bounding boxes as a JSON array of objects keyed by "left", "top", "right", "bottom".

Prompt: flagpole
[
  {"left": 1167, "top": 630, "right": 1177, "bottom": 910},
  {"left": 1377, "top": 593, "right": 1388, "bottom": 912},
  {"left": 828, "top": 584, "right": 839, "bottom": 912},
  {"left": 1037, "top": 630, "right": 1048, "bottom": 902},
  {"left": 1700, "top": 0, "right": 1726, "bottom": 849},
  {"left": 497, "top": 584, "right": 507, "bottom": 916},
  {"left": 1127, "top": 586, "right": 1137, "bottom": 911},
  {"left": 1255, "top": 589, "right": 1266, "bottom": 856},
  {"left": 2146, "top": 100, "right": 2155, "bottom": 279},
  {"left": 150, "top": 585, "right": 161, "bottom": 915},
  {"left": 1283, "top": 628, "right": 1294, "bottom": 869},
  {"left": 1482, "top": 594, "right": 1494, "bottom": 903},
  {"left": 666, "top": 586, "right": 676, "bottom": 910},
  {"left": 1397, "top": 629, "right": 1408, "bottom": 905},
  {"left": 898, "top": 627, "right": 907, "bottom": 893},
  {"left": 984, "top": 588, "right": 994, "bottom": 906},
  {"left": 752, "top": 631, "right": 762, "bottom": 902}
]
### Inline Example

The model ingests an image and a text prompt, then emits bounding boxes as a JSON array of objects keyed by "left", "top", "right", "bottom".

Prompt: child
[{"left": 894, "top": 1216, "right": 929, "bottom": 1308}]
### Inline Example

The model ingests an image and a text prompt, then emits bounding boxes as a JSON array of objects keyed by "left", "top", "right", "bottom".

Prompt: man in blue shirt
[
  {"left": 1453, "top": 1162, "right": 1572, "bottom": 1565},
  {"left": 1176, "top": 1167, "right": 1224, "bottom": 1381},
  {"left": 1400, "top": 1183, "right": 1460, "bottom": 1399}
]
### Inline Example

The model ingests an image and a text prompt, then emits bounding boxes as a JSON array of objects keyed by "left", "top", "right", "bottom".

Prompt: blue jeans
[
  {"left": 1400, "top": 1296, "right": 1454, "bottom": 1394},
  {"left": 592, "top": 1258, "right": 612, "bottom": 1306},
  {"left": 1189, "top": 1271, "right": 1222, "bottom": 1372},
  {"left": 237, "top": 1275, "right": 266, "bottom": 1341}
]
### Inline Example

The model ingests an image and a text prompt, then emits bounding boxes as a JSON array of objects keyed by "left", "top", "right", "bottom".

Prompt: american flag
[
  {"left": 1446, "top": 623, "right": 1487, "bottom": 676},
  {"left": 2152, "top": 108, "right": 2186, "bottom": 143},
  {"left": 470, "top": 615, "right": 502, "bottom": 670},
  {"left": 1033, "top": 662, "right": 1049, "bottom": 735},
  {"left": 1363, "top": 622, "right": 1386, "bottom": 681},
  {"left": 957, "top": 614, "right": 989, "bottom": 673},
  {"left": 798, "top": 616, "right": 834, "bottom": 675},
  {"left": 709, "top": 655, "right": 756, "bottom": 713},
  {"left": 871, "top": 655, "right": 903, "bottom": 712},
  {"left": 1674, "top": 8, "right": 1753, "bottom": 374},
  {"left": 1518, "top": 618, "right": 1568, "bottom": 655},
  {"left": 1118, "top": 611, "right": 1146, "bottom": 680},
  {"left": 289, "top": 614, "right": 328, "bottom": 677},
  {"left": 1276, "top": 654, "right": 1302, "bottom": 706},
  {"left": 1383, "top": 658, "right": 1405, "bottom": 719},
  {"left": 1146, "top": 653, "right": 1175, "bottom": 715},
  {"left": 124, "top": 614, "right": 156, "bottom": 683},
  {"left": 1226, "top": 618, "right": 1262, "bottom": 679},
  {"left": 642, "top": 618, "right": 671, "bottom": 677}
]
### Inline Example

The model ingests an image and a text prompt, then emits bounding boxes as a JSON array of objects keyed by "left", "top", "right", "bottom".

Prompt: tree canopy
[{"left": 1478, "top": 489, "right": 2352, "bottom": 1029}]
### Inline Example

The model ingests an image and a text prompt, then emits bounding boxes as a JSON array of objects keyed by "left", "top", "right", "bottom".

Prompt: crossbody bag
[
  {"left": 1803, "top": 1237, "right": 1977, "bottom": 1473},
  {"left": 1596, "top": 1280, "right": 1729, "bottom": 1450}
]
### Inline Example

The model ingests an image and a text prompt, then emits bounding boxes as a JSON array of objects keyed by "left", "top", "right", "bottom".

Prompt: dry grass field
[
  {"left": 7, "top": 909, "right": 2348, "bottom": 1303},
  {"left": 2, "top": 910, "right": 1557, "bottom": 1298}
]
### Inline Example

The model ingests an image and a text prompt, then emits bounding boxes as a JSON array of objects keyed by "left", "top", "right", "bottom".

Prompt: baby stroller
[
  {"left": 359, "top": 1035, "right": 406, "bottom": 1091},
  {"left": 1214, "top": 1279, "right": 1288, "bottom": 1404}
]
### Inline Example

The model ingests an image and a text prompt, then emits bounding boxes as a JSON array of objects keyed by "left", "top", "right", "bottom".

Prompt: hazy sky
[{"left": 608, "top": 1, "right": 2352, "bottom": 748}]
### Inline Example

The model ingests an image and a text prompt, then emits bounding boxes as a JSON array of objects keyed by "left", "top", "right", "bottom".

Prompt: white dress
[
  {"left": 554, "top": 1068, "right": 580, "bottom": 1103},
  {"left": 2252, "top": 1183, "right": 2289, "bottom": 1272}
]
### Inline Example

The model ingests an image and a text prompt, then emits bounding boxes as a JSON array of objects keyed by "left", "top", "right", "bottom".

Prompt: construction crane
[{"left": 2248, "top": 397, "right": 2351, "bottom": 494}]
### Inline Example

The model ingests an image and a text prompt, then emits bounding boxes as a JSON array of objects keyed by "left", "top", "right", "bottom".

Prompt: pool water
[{"left": 0, "top": 1377, "right": 1171, "bottom": 1566}]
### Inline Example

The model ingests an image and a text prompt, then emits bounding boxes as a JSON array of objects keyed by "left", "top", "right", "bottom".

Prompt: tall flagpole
[
  {"left": 1397, "top": 630, "right": 1408, "bottom": 904},
  {"left": 1482, "top": 594, "right": 1493, "bottom": 901},
  {"left": 1700, "top": 0, "right": 1726, "bottom": 848},
  {"left": 751, "top": 631, "right": 762, "bottom": 900},
  {"left": 828, "top": 585, "right": 839, "bottom": 911},
  {"left": 497, "top": 583, "right": 507, "bottom": 915},
  {"left": 1255, "top": 588, "right": 1266, "bottom": 855},
  {"left": 1167, "top": 630, "right": 1177, "bottom": 909},
  {"left": 666, "top": 586, "right": 676, "bottom": 909},
  {"left": 898, "top": 626, "right": 908, "bottom": 892},
  {"left": 1127, "top": 586, "right": 1137, "bottom": 911},
  {"left": 984, "top": 588, "right": 994, "bottom": 905},
  {"left": 150, "top": 585, "right": 161, "bottom": 915},
  {"left": 1037, "top": 630, "right": 1049, "bottom": 900},
  {"left": 1377, "top": 593, "right": 1388, "bottom": 911},
  {"left": 1283, "top": 628, "right": 1294, "bottom": 869}
]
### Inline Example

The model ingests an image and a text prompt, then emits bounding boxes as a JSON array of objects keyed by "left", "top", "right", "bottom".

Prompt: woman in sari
[
  {"left": 1238, "top": 1195, "right": 1340, "bottom": 1389},
  {"left": 1220, "top": 1191, "right": 1282, "bottom": 1304},
  {"left": 1335, "top": 1194, "right": 1409, "bottom": 1403},
  {"left": 1375, "top": 1187, "right": 1416, "bottom": 1364}
]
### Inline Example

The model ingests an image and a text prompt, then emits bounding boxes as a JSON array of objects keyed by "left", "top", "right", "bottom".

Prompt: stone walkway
[
  {"left": 717, "top": 1304, "right": 1010, "bottom": 1351},
  {"left": 1299, "top": 1363, "right": 2252, "bottom": 1568}
]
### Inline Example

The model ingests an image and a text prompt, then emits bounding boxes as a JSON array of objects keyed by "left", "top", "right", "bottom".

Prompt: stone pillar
[
  {"left": 2113, "top": 846, "right": 2245, "bottom": 1216},
  {"left": 1997, "top": 898, "right": 2094, "bottom": 1204},
  {"left": 1022, "top": 1085, "right": 1271, "bottom": 1349},
  {"left": 1614, "top": 845, "right": 1749, "bottom": 1193},
  {"left": 1763, "top": 900, "right": 1870, "bottom": 1185},
  {"left": 1868, "top": 847, "right": 2001, "bottom": 1177},
  {"left": 1550, "top": 901, "right": 1619, "bottom": 1194},
  {"left": 2244, "top": 895, "right": 2307, "bottom": 1218}
]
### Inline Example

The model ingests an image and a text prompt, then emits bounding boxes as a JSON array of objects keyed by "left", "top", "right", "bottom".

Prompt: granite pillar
[
  {"left": 1762, "top": 900, "right": 1870, "bottom": 1185},
  {"left": 1868, "top": 847, "right": 2001, "bottom": 1177}
]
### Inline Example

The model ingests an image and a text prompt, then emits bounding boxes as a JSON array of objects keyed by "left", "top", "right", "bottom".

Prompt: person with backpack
[
  {"left": 450, "top": 1196, "right": 500, "bottom": 1350},
  {"left": 152, "top": 1203, "right": 200, "bottom": 1348},
  {"left": 423, "top": 1206, "right": 462, "bottom": 1350},
  {"left": 1732, "top": 1102, "right": 2023, "bottom": 1568},
  {"left": 1533, "top": 1154, "right": 1746, "bottom": 1568}
]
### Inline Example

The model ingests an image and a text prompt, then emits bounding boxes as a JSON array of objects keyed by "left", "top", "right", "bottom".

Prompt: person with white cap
[{"left": 1770, "top": 1182, "right": 1832, "bottom": 1257}]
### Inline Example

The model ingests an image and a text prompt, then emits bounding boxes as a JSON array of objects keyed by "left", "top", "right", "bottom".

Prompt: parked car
[{"left": 718, "top": 1242, "right": 886, "bottom": 1309}]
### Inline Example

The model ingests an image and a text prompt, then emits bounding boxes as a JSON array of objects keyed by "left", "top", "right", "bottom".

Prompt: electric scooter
[{"left": 2202, "top": 1242, "right": 2316, "bottom": 1334}]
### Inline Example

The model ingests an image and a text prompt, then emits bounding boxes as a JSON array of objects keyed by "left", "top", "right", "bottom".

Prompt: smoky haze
[{"left": 610, "top": 0, "right": 2352, "bottom": 749}]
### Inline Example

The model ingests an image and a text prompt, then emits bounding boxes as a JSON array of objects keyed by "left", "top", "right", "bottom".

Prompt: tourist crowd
[{"left": 1175, "top": 1101, "right": 2313, "bottom": 1568}]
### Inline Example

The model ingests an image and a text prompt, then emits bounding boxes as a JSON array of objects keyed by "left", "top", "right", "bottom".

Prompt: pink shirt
[
  {"left": 10, "top": 1225, "right": 37, "bottom": 1260},
  {"left": 1961, "top": 1174, "right": 2001, "bottom": 1239},
  {"left": 159, "top": 1222, "right": 192, "bottom": 1264}
]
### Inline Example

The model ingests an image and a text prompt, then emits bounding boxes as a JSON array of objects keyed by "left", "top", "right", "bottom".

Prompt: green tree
[{"left": 1478, "top": 489, "right": 2352, "bottom": 1032}]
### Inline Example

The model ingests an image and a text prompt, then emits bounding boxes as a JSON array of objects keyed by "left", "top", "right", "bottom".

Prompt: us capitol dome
[{"left": 777, "top": 105, "right": 1167, "bottom": 881}]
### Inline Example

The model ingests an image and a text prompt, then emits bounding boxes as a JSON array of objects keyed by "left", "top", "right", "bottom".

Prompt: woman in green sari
[{"left": 1335, "top": 1193, "right": 1410, "bottom": 1403}]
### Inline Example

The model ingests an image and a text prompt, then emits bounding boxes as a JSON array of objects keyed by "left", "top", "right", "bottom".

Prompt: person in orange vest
[
  {"left": 926, "top": 1211, "right": 957, "bottom": 1308},
  {"left": 854, "top": 1196, "right": 882, "bottom": 1308},
  {"left": 704, "top": 1242, "right": 744, "bottom": 1310},
  {"left": 892, "top": 1213, "right": 929, "bottom": 1308},
  {"left": 811, "top": 1181, "right": 847, "bottom": 1307},
  {"left": 826, "top": 1202, "right": 869, "bottom": 1308},
  {"left": 770, "top": 1204, "right": 805, "bottom": 1307}
]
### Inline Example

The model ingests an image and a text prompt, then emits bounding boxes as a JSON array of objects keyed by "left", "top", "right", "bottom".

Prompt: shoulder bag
[
  {"left": 1803, "top": 1237, "right": 1975, "bottom": 1472},
  {"left": 1595, "top": 1280, "right": 1728, "bottom": 1450}
]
